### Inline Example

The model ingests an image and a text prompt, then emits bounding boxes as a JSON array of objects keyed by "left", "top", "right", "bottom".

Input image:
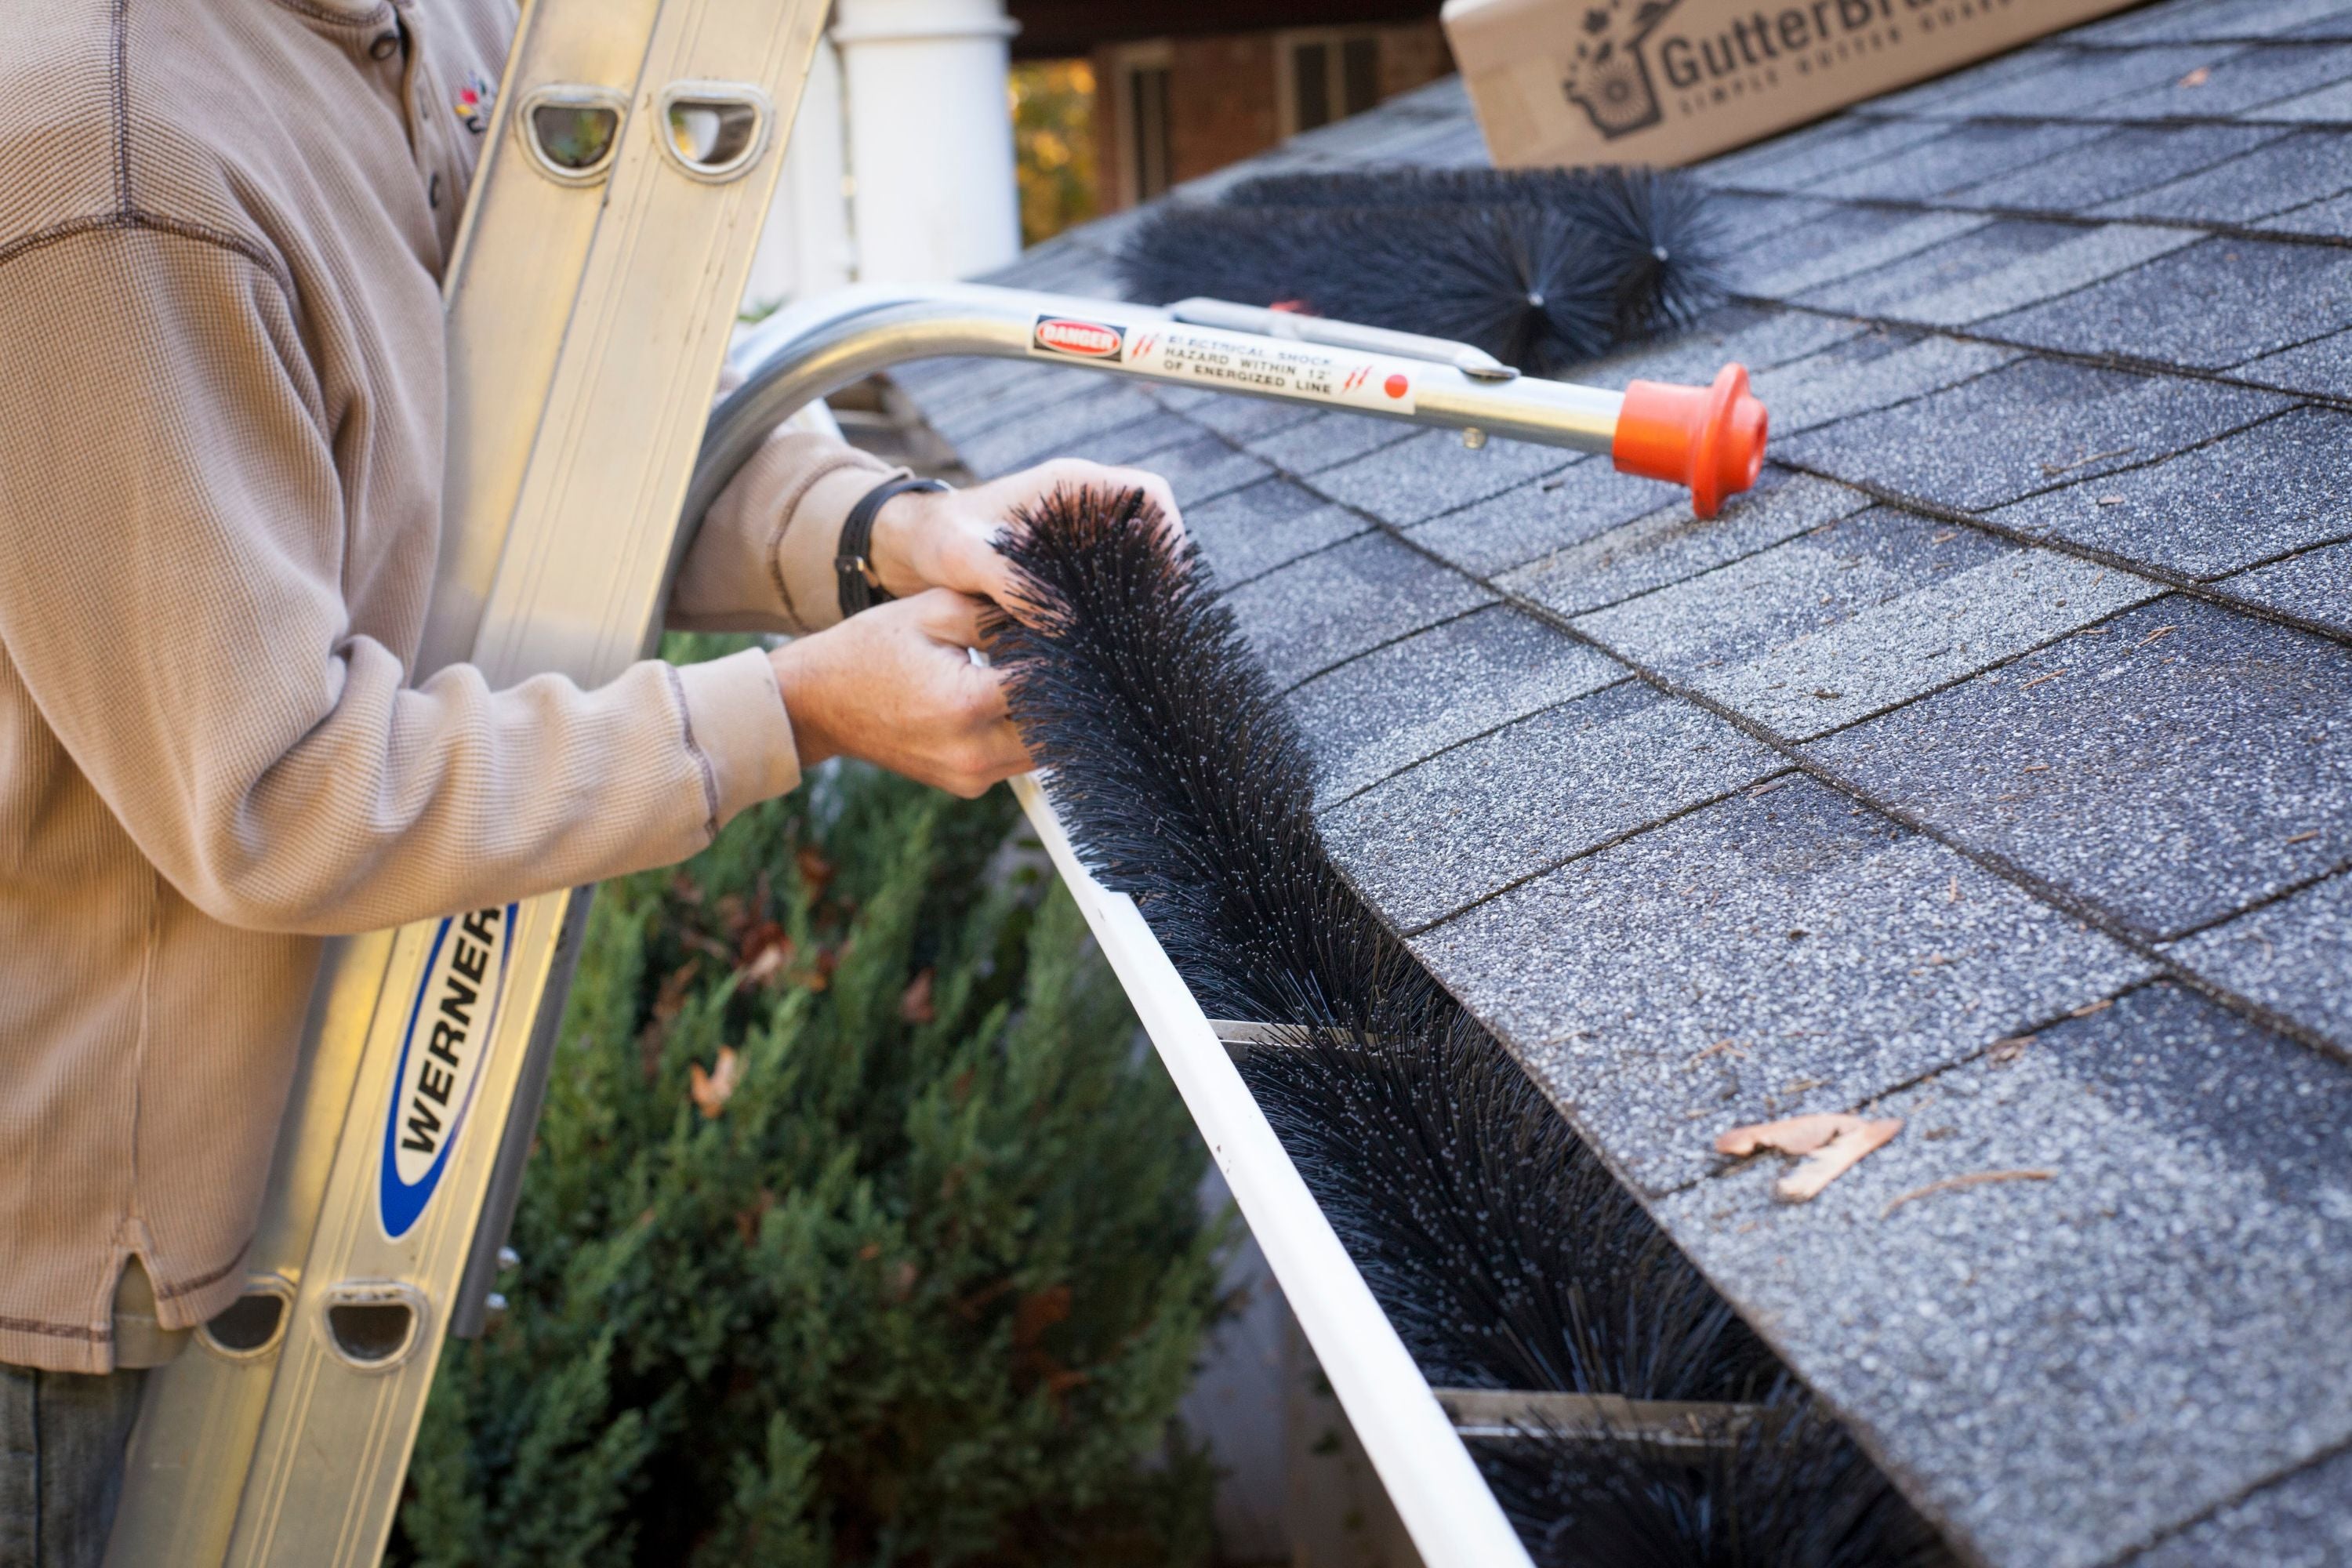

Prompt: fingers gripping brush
[
  {"left": 1119, "top": 165, "right": 1726, "bottom": 377},
  {"left": 987, "top": 487, "right": 1948, "bottom": 1564}
]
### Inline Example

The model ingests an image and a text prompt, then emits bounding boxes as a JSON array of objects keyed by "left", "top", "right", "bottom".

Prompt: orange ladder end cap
[{"left": 1611, "top": 363, "right": 1769, "bottom": 520}]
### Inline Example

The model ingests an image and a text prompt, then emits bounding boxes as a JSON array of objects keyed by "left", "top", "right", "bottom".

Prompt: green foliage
[
  {"left": 394, "top": 751, "right": 1226, "bottom": 1567},
  {"left": 1011, "top": 60, "right": 1100, "bottom": 247}
]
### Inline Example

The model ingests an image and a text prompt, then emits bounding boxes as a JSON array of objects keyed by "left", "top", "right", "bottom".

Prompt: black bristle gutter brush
[
  {"left": 985, "top": 485, "right": 1957, "bottom": 1567},
  {"left": 1116, "top": 165, "right": 1727, "bottom": 376}
]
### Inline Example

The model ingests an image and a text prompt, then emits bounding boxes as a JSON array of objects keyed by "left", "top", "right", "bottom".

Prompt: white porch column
[
  {"left": 742, "top": 34, "right": 855, "bottom": 314},
  {"left": 832, "top": 0, "right": 1022, "bottom": 283}
]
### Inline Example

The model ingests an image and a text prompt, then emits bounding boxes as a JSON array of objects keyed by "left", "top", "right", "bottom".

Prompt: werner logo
[
  {"left": 379, "top": 905, "right": 516, "bottom": 1240},
  {"left": 1031, "top": 315, "right": 1125, "bottom": 361}
]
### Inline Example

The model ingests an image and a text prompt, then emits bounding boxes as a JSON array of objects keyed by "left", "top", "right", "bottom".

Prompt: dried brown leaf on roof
[{"left": 1717, "top": 1112, "right": 1904, "bottom": 1202}]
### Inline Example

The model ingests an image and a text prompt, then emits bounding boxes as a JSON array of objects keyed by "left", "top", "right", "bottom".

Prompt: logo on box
[{"left": 1563, "top": 0, "right": 1682, "bottom": 139}]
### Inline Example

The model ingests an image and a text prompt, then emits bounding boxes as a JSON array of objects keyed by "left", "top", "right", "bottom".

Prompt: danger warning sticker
[{"left": 1028, "top": 315, "right": 1417, "bottom": 415}]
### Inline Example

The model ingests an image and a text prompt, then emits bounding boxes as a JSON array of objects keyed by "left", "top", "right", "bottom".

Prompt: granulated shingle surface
[
  {"left": 1778, "top": 357, "right": 2286, "bottom": 510},
  {"left": 1805, "top": 597, "right": 2352, "bottom": 938},
  {"left": 1412, "top": 776, "right": 2151, "bottom": 1194},
  {"left": 2218, "top": 539, "right": 2352, "bottom": 633},
  {"left": 2168, "top": 869, "right": 2352, "bottom": 1051},
  {"left": 2125, "top": 1443, "right": 2352, "bottom": 1568},
  {"left": 1499, "top": 470, "right": 1870, "bottom": 619},
  {"left": 1218, "top": 530, "right": 1492, "bottom": 691},
  {"left": 1980, "top": 236, "right": 2352, "bottom": 370},
  {"left": 1286, "top": 605, "right": 1621, "bottom": 807},
  {"left": 1984, "top": 405, "right": 2352, "bottom": 578},
  {"left": 1660, "top": 982, "right": 2352, "bottom": 1568},
  {"left": 1319, "top": 680, "right": 1779, "bottom": 931},
  {"left": 896, "top": 14, "right": 2352, "bottom": 1560},
  {"left": 1185, "top": 477, "right": 1369, "bottom": 587}
]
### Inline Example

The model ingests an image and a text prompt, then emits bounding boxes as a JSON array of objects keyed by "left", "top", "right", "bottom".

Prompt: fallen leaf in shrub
[
  {"left": 738, "top": 920, "right": 792, "bottom": 984},
  {"left": 900, "top": 968, "right": 937, "bottom": 1024},
  {"left": 1717, "top": 1112, "right": 1904, "bottom": 1202},
  {"left": 795, "top": 845, "right": 835, "bottom": 892},
  {"left": 689, "top": 1046, "right": 743, "bottom": 1119}
]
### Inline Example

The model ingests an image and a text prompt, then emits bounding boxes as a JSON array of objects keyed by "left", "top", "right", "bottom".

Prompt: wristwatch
[{"left": 836, "top": 475, "right": 949, "bottom": 619}]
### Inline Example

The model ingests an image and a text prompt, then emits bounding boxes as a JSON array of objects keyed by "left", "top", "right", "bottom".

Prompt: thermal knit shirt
[{"left": 0, "top": 0, "right": 904, "bottom": 1372}]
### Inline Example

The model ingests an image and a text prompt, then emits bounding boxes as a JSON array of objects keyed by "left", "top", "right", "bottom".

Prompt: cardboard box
[{"left": 1442, "top": 0, "right": 2143, "bottom": 169}]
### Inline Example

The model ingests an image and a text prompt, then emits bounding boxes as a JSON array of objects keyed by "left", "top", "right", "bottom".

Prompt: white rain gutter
[{"left": 1008, "top": 774, "right": 1537, "bottom": 1568}]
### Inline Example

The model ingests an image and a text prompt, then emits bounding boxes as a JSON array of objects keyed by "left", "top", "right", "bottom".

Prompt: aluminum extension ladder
[{"left": 103, "top": 0, "right": 1763, "bottom": 1555}]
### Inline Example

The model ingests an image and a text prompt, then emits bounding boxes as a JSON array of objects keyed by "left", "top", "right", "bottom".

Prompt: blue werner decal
[{"left": 379, "top": 903, "right": 517, "bottom": 1240}]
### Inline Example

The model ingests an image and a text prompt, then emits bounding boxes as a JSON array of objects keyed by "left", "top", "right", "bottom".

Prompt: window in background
[
  {"left": 1278, "top": 29, "right": 1384, "bottom": 136},
  {"left": 1101, "top": 41, "right": 1175, "bottom": 209}
]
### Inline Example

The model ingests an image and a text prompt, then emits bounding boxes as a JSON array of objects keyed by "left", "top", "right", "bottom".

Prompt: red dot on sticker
[{"left": 1383, "top": 373, "right": 1409, "bottom": 399}]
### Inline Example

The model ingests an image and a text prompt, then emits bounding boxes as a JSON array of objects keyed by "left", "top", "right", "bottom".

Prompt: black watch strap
[{"left": 837, "top": 475, "right": 949, "bottom": 619}]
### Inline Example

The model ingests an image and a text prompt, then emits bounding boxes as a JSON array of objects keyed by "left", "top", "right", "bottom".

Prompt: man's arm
[{"left": 0, "top": 227, "right": 803, "bottom": 935}]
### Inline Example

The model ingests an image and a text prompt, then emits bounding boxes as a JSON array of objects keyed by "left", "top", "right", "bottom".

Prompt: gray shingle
[
  {"left": 1414, "top": 775, "right": 2151, "bottom": 1194},
  {"left": 1308, "top": 426, "right": 1575, "bottom": 530},
  {"left": 2259, "top": 187, "right": 2352, "bottom": 236},
  {"left": 1745, "top": 331, "right": 2019, "bottom": 437},
  {"left": 1803, "top": 597, "right": 2352, "bottom": 938},
  {"left": 2238, "top": 322, "right": 2352, "bottom": 396},
  {"left": 1406, "top": 456, "right": 1693, "bottom": 579},
  {"left": 1690, "top": 548, "right": 2158, "bottom": 741},
  {"left": 1777, "top": 357, "right": 2287, "bottom": 511},
  {"left": 1979, "top": 237, "right": 2352, "bottom": 372},
  {"left": 1242, "top": 408, "right": 1414, "bottom": 476},
  {"left": 1498, "top": 469, "right": 1871, "bottom": 619},
  {"left": 1984, "top": 406, "right": 2352, "bottom": 579},
  {"left": 2096, "top": 128, "right": 2352, "bottom": 221},
  {"left": 2263, "top": 74, "right": 2352, "bottom": 118},
  {"left": 1704, "top": 116, "right": 1955, "bottom": 195},
  {"left": 1218, "top": 532, "right": 1493, "bottom": 690},
  {"left": 1062, "top": 411, "right": 1204, "bottom": 466},
  {"left": 1954, "top": 122, "right": 2287, "bottom": 212},
  {"left": 1738, "top": 209, "right": 1989, "bottom": 299},
  {"left": 1188, "top": 477, "right": 1369, "bottom": 587},
  {"left": 1132, "top": 431, "right": 1275, "bottom": 509},
  {"left": 1870, "top": 224, "right": 2201, "bottom": 329},
  {"left": 1570, "top": 303, "right": 1867, "bottom": 394},
  {"left": 1803, "top": 120, "right": 2111, "bottom": 202},
  {"left": 2088, "top": 42, "right": 2352, "bottom": 120},
  {"left": 1931, "top": 44, "right": 2230, "bottom": 119},
  {"left": 1658, "top": 982, "right": 2352, "bottom": 1568},
  {"left": 950, "top": 383, "right": 1165, "bottom": 476},
  {"left": 2217, "top": 539, "right": 2352, "bottom": 635},
  {"left": 1572, "top": 506, "right": 2056, "bottom": 677},
  {"left": 2127, "top": 1445, "right": 2352, "bottom": 1568},
  {"left": 2082, "top": 0, "right": 2352, "bottom": 44},
  {"left": 1792, "top": 218, "right": 2096, "bottom": 315},
  {"left": 2168, "top": 869, "right": 2352, "bottom": 1053},
  {"left": 1286, "top": 604, "right": 1622, "bottom": 806},
  {"left": 1320, "top": 681, "right": 1779, "bottom": 931}
]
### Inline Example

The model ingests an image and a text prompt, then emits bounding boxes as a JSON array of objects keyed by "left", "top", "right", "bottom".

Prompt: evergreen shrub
[{"left": 392, "top": 719, "right": 1226, "bottom": 1567}]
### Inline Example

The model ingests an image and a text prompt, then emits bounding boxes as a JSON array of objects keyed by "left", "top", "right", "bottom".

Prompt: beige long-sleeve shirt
[{"left": 0, "top": 0, "right": 893, "bottom": 1372}]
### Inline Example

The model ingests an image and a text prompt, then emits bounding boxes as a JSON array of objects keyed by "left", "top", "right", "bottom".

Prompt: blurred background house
[{"left": 742, "top": 1, "right": 1453, "bottom": 308}]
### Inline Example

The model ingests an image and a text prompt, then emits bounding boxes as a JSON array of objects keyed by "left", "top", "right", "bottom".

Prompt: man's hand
[
  {"left": 867, "top": 458, "right": 1183, "bottom": 619},
  {"left": 769, "top": 589, "right": 1029, "bottom": 798}
]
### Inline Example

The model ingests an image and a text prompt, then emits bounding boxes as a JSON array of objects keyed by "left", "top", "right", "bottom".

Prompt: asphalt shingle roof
[{"left": 886, "top": 8, "right": 2352, "bottom": 1562}]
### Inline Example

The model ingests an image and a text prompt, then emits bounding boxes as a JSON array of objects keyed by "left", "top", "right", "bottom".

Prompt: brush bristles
[
  {"left": 1116, "top": 165, "right": 1726, "bottom": 375},
  {"left": 989, "top": 488, "right": 1947, "bottom": 1565},
  {"left": 986, "top": 485, "right": 1446, "bottom": 1036},
  {"left": 1243, "top": 1011, "right": 1776, "bottom": 1403},
  {"left": 1475, "top": 1399, "right": 1959, "bottom": 1568}
]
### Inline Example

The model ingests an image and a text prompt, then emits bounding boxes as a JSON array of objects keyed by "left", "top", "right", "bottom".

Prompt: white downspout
[{"left": 832, "top": 0, "right": 1024, "bottom": 283}]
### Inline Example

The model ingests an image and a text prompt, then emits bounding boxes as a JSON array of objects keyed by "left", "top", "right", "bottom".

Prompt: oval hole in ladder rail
[
  {"left": 659, "top": 82, "right": 772, "bottom": 182},
  {"left": 517, "top": 85, "right": 628, "bottom": 186}
]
